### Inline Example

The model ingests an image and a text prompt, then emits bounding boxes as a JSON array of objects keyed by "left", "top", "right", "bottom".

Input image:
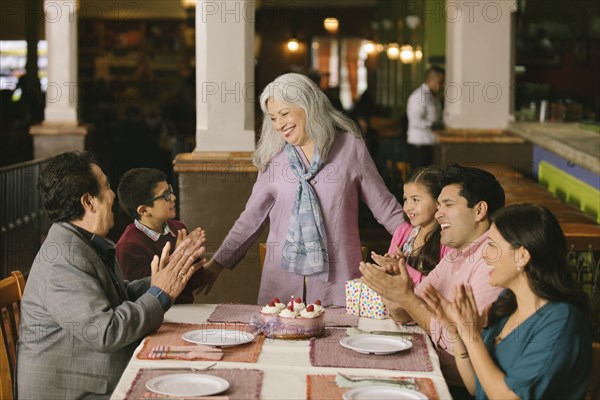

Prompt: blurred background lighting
[
  {"left": 415, "top": 46, "right": 423, "bottom": 62},
  {"left": 181, "top": 0, "right": 196, "bottom": 9},
  {"left": 386, "top": 43, "right": 400, "bottom": 60},
  {"left": 362, "top": 41, "right": 375, "bottom": 54},
  {"left": 399, "top": 44, "right": 415, "bottom": 63},
  {"left": 287, "top": 38, "right": 300, "bottom": 52},
  {"left": 323, "top": 18, "right": 339, "bottom": 34}
]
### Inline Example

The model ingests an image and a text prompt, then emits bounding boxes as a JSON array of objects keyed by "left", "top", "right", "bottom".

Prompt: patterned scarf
[{"left": 281, "top": 143, "right": 329, "bottom": 281}]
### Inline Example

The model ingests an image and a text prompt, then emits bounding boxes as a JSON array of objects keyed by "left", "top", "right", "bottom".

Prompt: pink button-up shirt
[
  {"left": 214, "top": 132, "right": 404, "bottom": 306},
  {"left": 415, "top": 231, "right": 503, "bottom": 386}
]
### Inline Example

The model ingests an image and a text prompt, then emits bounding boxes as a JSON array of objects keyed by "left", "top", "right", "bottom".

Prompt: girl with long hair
[{"left": 372, "top": 166, "right": 451, "bottom": 285}]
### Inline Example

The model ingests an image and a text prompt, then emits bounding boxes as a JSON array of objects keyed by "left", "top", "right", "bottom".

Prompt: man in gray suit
[{"left": 17, "top": 151, "right": 206, "bottom": 399}]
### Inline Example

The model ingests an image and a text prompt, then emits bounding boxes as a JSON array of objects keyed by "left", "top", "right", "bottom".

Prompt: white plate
[
  {"left": 145, "top": 373, "right": 229, "bottom": 397},
  {"left": 343, "top": 386, "right": 428, "bottom": 400},
  {"left": 339, "top": 334, "right": 412, "bottom": 355},
  {"left": 182, "top": 329, "right": 255, "bottom": 347}
]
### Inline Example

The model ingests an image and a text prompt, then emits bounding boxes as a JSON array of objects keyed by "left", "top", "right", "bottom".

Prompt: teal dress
[{"left": 476, "top": 300, "right": 592, "bottom": 400}]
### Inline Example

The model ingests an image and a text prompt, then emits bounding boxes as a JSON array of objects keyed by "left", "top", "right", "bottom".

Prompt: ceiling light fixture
[
  {"left": 362, "top": 41, "right": 375, "bottom": 54},
  {"left": 287, "top": 38, "right": 300, "bottom": 52},
  {"left": 399, "top": 44, "right": 415, "bottom": 64},
  {"left": 386, "top": 43, "right": 400, "bottom": 60},
  {"left": 414, "top": 46, "right": 423, "bottom": 62},
  {"left": 323, "top": 18, "right": 339, "bottom": 34}
]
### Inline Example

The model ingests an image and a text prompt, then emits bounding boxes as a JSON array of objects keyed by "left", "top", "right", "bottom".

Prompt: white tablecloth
[{"left": 111, "top": 304, "right": 451, "bottom": 399}]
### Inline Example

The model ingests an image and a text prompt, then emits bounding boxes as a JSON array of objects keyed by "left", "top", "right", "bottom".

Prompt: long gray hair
[{"left": 253, "top": 73, "right": 361, "bottom": 171}]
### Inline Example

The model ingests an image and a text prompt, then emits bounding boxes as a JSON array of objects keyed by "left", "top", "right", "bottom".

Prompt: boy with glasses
[{"left": 116, "top": 168, "right": 205, "bottom": 303}]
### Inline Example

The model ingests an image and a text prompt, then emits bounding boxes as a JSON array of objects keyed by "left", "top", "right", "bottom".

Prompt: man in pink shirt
[{"left": 361, "top": 164, "right": 505, "bottom": 395}]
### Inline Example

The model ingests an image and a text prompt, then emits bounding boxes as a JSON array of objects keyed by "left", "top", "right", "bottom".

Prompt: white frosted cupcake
[
  {"left": 299, "top": 304, "right": 324, "bottom": 318},
  {"left": 287, "top": 297, "right": 306, "bottom": 312},
  {"left": 261, "top": 302, "right": 279, "bottom": 314},
  {"left": 278, "top": 305, "right": 299, "bottom": 318},
  {"left": 309, "top": 299, "right": 324, "bottom": 314},
  {"left": 273, "top": 297, "right": 286, "bottom": 312},
  {"left": 261, "top": 297, "right": 285, "bottom": 314}
]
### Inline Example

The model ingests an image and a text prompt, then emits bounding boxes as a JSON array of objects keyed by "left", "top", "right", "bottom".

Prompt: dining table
[{"left": 111, "top": 304, "right": 452, "bottom": 399}]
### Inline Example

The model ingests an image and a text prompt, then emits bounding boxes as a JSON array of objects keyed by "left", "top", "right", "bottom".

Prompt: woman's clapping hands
[{"left": 421, "top": 283, "right": 489, "bottom": 341}]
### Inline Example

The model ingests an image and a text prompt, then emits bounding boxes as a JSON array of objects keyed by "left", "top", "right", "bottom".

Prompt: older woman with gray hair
[{"left": 200, "top": 73, "right": 404, "bottom": 306}]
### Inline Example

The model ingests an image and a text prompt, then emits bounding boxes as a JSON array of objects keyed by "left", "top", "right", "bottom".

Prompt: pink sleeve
[
  {"left": 389, "top": 223, "right": 425, "bottom": 285},
  {"left": 387, "top": 222, "right": 412, "bottom": 254},
  {"left": 389, "top": 223, "right": 423, "bottom": 285},
  {"left": 406, "top": 265, "right": 425, "bottom": 285}
]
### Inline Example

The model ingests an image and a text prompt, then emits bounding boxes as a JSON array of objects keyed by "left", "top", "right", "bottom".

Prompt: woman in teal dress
[{"left": 422, "top": 204, "right": 592, "bottom": 399}]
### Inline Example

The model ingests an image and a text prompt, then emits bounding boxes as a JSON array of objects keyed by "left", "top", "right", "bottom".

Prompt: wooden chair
[
  {"left": 587, "top": 342, "right": 600, "bottom": 400},
  {"left": 0, "top": 271, "right": 25, "bottom": 400},
  {"left": 360, "top": 245, "right": 369, "bottom": 262},
  {"left": 259, "top": 244, "right": 368, "bottom": 270}
]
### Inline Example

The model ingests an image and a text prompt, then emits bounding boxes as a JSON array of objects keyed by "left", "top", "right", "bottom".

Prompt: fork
[
  {"left": 337, "top": 372, "right": 415, "bottom": 384},
  {"left": 190, "top": 362, "right": 217, "bottom": 371}
]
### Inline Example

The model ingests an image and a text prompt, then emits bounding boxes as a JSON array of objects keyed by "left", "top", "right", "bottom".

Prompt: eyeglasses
[{"left": 148, "top": 184, "right": 174, "bottom": 203}]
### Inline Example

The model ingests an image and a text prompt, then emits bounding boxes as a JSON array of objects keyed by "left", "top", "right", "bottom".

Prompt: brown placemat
[
  {"left": 125, "top": 368, "right": 263, "bottom": 400},
  {"left": 306, "top": 374, "right": 439, "bottom": 400},
  {"left": 207, "top": 304, "right": 261, "bottom": 324},
  {"left": 310, "top": 329, "right": 433, "bottom": 371},
  {"left": 323, "top": 307, "right": 360, "bottom": 327},
  {"left": 208, "top": 304, "right": 359, "bottom": 327},
  {"left": 138, "top": 323, "right": 264, "bottom": 363}
]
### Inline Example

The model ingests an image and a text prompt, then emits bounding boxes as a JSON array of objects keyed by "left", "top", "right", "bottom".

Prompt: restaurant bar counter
[{"left": 111, "top": 304, "right": 451, "bottom": 399}]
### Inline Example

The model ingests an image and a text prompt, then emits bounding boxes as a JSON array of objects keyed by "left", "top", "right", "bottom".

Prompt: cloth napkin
[
  {"left": 140, "top": 392, "right": 229, "bottom": 400},
  {"left": 335, "top": 374, "right": 418, "bottom": 390},
  {"left": 147, "top": 345, "right": 224, "bottom": 361}
]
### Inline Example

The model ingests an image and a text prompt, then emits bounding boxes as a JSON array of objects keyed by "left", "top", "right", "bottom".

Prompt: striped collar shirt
[{"left": 134, "top": 219, "right": 175, "bottom": 242}]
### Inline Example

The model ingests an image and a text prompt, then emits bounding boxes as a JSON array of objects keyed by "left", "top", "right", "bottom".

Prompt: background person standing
[{"left": 406, "top": 66, "right": 445, "bottom": 168}]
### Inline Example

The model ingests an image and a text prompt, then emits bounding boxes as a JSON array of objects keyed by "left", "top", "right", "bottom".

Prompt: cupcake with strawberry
[
  {"left": 287, "top": 296, "right": 306, "bottom": 312},
  {"left": 261, "top": 297, "right": 286, "bottom": 315},
  {"left": 299, "top": 302, "right": 324, "bottom": 318}
]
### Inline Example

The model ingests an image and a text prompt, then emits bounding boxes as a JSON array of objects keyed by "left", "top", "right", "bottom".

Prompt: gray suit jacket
[{"left": 17, "top": 222, "right": 165, "bottom": 399}]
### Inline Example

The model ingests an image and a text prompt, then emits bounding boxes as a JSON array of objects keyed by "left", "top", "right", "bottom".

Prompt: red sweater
[{"left": 116, "top": 220, "right": 204, "bottom": 304}]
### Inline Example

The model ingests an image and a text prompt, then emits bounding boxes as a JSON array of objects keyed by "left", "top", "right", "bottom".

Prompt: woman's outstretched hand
[{"left": 194, "top": 258, "right": 224, "bottom": 295}]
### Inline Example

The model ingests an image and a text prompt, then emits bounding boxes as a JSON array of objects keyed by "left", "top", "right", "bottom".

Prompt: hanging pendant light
[{"left": 399, "top": 44, "right": 415, "bottom": 64}]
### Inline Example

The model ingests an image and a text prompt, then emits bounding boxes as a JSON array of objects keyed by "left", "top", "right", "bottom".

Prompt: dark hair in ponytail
[{"left": 405, "top": 167, "right": 444, "bottom": 275}]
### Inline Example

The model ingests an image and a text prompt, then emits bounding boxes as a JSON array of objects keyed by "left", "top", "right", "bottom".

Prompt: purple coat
[{"left": 214, "top": 132, "right": 404, "bottom": 306}]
